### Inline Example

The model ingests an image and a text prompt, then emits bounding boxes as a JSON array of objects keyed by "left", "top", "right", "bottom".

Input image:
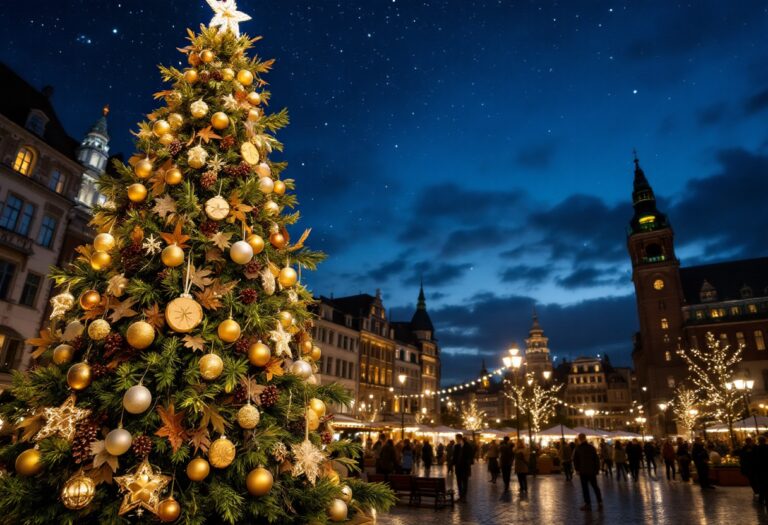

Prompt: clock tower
[{"left": 626, "top": 155, "right": 686, "bottom": 420}]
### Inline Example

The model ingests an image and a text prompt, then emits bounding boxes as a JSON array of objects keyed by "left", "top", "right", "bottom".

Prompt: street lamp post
[
  {"left": 585, "top": 409, "right": 596, "bottom": 429},
  {"left": 398, "top": 374, "right": 407, "bottom": 441},
  {"left": 635, "top": 416, "right": 647, "bottom": 441},
  {"left": 733, "top": 377, "right": 759, "bottom": 437},
  {"left": 657, "top": 402, "right": 668, "bottom": 437},
  {"left": 503, "top": 347, "right": 524, "bottom": 441},
  {"left": 526, "top": 375, "right": 535, "bottom": 446},
  {"left": 688, "top": 408, "right": 699, "bottom": 440}
]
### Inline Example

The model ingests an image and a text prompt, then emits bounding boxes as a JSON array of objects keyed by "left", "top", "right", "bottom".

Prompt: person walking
[
  {"left": 644, "top": 440, "right": 657, "bottom": 475},
  {"left": 499, "top": 436, "right": 514, "bottom": 492},
  {"left": 755, "top": 435, "right": 768, "bottom": 509},
  {"left": 453, "top": 434, "right": 473, "bottom": 502},
  {"left": 676, "top": 438, "right": 692, "bottom": 482},
  {"left": 737, "top": 437, "right": 757, "bottom": 498},
  {"left": 599, "top": 439, "right": 613, "bottom": 477},
  {"left": 662, "top": 439, "right": 676, "bottom": 481},
  {"left": 378, "top": 439, "right": 397, "bottom": 478},
  {"left": 626, "top": 439, "right": 642, "bottom": 481},
  {"left": 422, "top": 440, "right": 434, "bottom": 477},
  {"left": 573, "top": 433, "right": 603, "bottom": 511},
  {"left": 436, "top": 442, "right": 445, "bottom": 466},
  {"left": 692, "top": 437, "right": 714, "bottom": 489},
  {"left": 486, "top": 439, "right": 500, "bottom": 483},
  {"left": 446, "top": 440, "right": 455, "bottom": 474},
  {"left": 414, "top": 440, "right": 423, "bottom": 470},
  {"left": 613, "top": 441, "right": 628, "bottom": 481},
  {"left": 562, "top": 441, "right": 575, "bottom": 481},
  {"left": 514, "top": 441, "right": 530, "bottom": 494},
  {"left": 401, "top": 439, "right": 414, "bottom": 475}
]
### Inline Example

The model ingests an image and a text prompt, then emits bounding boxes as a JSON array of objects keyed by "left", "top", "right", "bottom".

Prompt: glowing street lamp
[
  {"left": 398, "top": 374, "right": 407, "bottom": 440},
  {"left": 733, "top": 375, "right": 759, "bottom": 435},
  {"left": 635, "top": 416, "right": 647, "bottom": 440},
  {"left": 585, "top": 408, "right": 596, "bottom": 429}
]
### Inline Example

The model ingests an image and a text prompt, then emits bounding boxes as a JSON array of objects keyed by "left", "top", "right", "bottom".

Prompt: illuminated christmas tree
[
  {"left": 672, "top": 386, "right": 699, "bottom": 438},
  {"left": 506, "top": 374, "right": 561, "bottom": 433},
  {"left": 0, "top": 4, "right": 394, "bottom": 523}
]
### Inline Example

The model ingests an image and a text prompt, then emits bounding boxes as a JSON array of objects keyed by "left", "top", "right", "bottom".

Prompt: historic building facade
[
  {"left": 627, "top": 156, "right": 768, "bottom": 434},
  {"left": 0, "top": 64, "right": 108, "bottom": 387}
]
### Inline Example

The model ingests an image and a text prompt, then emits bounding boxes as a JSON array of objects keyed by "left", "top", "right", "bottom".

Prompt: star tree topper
[
  {"left": 115, "top": 459, "right": 171, "bottom": 517},
  {"left": 35, "top": 395, "right": 91, "bottom": 443},
  {"left": 206, "top": 0, "right": 251, "bottom": 37}
]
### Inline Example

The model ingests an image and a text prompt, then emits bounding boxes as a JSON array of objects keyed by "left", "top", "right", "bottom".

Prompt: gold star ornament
[
  {"left": 35, "top": 395, "right": 91, "bottom": 443},
  {"left": 206, "top": 0, "right": 251, "bottom": 37},
  {"left": 269, "top": 322, "right": 292, "bottom": 358},
  {"left": 115, "top": 459, "right": 171, "bottom": 517}
]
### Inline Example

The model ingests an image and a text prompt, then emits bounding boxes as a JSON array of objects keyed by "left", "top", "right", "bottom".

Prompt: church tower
[
  {"left": 626, "top": 154, "right": 686, "bottom": 419},
  {"left": 76, "top": 105, "right": 110, "bottom": 207},
  {"left": 409, "top": 283, "right": 440, "bottom": 419},
  {"left": 524, "top": 309, "right": 553, "bottom": 377}
]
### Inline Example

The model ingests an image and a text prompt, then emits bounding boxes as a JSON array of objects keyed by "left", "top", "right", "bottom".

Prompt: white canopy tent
[{"left": 706, "top": 415, "right": 768, "bottom": 433}]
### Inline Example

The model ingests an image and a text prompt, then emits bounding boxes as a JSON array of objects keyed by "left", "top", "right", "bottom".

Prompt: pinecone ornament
[
  {"left": 168, "top": 139, "right": 183, "bottom": 156},
  {"left": 91, "top": 363, "right": 110, "bottom": 379},
  {"left": 200, "top": 220, "right": 218, "bottom": 237},
  {"left": 259, "top": 385, "right": 279, "bottom": 408},
  {"left": 71, "top": 335, "right": 85, "bottom": 353},
  {"left": 131, "top": 435, "right": 153, "bottom": 458},
  {"left": 211, "top": 69, "right": 223, "bottom": 81},
  {"left": 200, "top": 170, "right": 218, "bottom": 190},
  {"left": 234, "top": 337, "right": 251, "bottom": 354},
  {"left": 71, "top": 419, "right": 100, "bottom": 464},
  {"left": 103, "top": 333, "right": 125, "bottom": 358},
  {"left": 239, "top": 288, "right": 258, "bottom": 304},
  {"left": 244, "top": 260, "right": 262, "bottom": 276},
  {"left": 120, "top": 241, "right": 144, "bottom": 275},
  {"left": 199, "top": 70, "right": 211, "bottom": 83},
  {"left": 220, "top": 135, "right": 236, "bottom": 150},
  {"left": 233, "top": 384, "right": 248, "bottom": 404},
  {"left": 287, "top": 418, "right": 305, "bottom": 437}
]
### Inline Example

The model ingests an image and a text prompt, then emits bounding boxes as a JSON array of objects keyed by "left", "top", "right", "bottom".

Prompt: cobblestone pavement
[{"left": 375, "top": 463, "right": 768, "bottom": 525}]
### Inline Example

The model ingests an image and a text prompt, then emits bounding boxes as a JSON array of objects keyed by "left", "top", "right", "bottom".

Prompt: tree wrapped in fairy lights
[{"left": 672, "top": 386, "right": 699, "bottom": 438}]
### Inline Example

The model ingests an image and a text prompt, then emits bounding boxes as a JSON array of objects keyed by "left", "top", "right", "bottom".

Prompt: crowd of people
[{"left": 363, "top": 431, "right": 768, "bottom": 512}]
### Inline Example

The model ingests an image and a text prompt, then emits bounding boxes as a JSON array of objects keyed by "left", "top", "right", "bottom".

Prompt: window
[
  {"left": 661, "top": 318, "right": 669, "bottom": 329},
  {"left": 37, "top": 214, "right": 57, "bottom": 248},
  {"left": 0, "top": 260, "right": 16, "bottom": 299},
  {"left": 325, "top": 357, "right": 333, "bottom": 375},
  {"left": 691, "top": 335, "right": 699, "bottom": 350},
  {"left": 0, "top": 331, "right": 23, "bottom": 372},
  {"left": 0, "top": 196, "right": 35, "bottom": 236},
  {"left": 736, "top": 332, "right": 746, "bottom": 349},
  {"left": 48, "top": 171, "right": 66, "bottom": 193},
  {"left": 19, "top": 273, "right": 41, "bottom": 307},
  {"left": 756, "top": 330, "right": 766, "bottom": 351},
  {"left": 710, "top": 308, "right": 726, "bottom": 319},
  {"left": 667, "top": 376, "right": 676, "bottom": 388},
  {"left": 695, "top": 310, "right": 704, "bottom": 320},
  {"left": 665, "top": 351, "right": 672, "bottom": 362},
  {"left": 720, "top": 333, "right": 729, "bottom": 346},
  {"left": 13, "top": 146, "right": 35, "bottom": 175},
  {"left": 730, "top": 306, "right": 741, "bottom": 316}
]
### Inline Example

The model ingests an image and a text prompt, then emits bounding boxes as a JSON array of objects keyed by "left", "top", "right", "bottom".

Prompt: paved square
[{"left": 375, "top": 464, "right": 768, "bottom": 525}]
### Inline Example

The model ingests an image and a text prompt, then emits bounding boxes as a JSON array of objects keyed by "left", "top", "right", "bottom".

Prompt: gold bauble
[
  {"left": 127, "top": 183, "right": 148, "bottom": 203},
  {"left": 79, "top": 290, "right": 101, "bottom": 310},
  {"left": 52, "top": 344, "right": 75, "bottom": 365},
  {"left": 209, "top": 436, "right": 236, "bottom": 468},
  {"left": 190, "top": 99, "right": 209, "bottom": 118},
  {"left": 15, "top": 448, "right": 43, "bottom": 477},
  {"left": 199, "top": 353, "right": 224, "bottom": 380},
  {"left": 165, "top": 167, "right": 183, "bottom": 185},
  {"left": 278, "top": 311, "right": 293, "bottom": 329},
  {"left": 159, "top": 133, "right": 175, "bottom": 146},
  {"left": 158, "top": 497, "right": 181, "bottom": 523},
  {"left": 168, "top": 113, "right": 184, "bottom": 130},
  {"left": 152, "top": 119, "right": 171, "bottom": 137},
  {"left": 221, "top": 67, "right": 235, "bottom": 81},
  {"left": 309, "top": 398, "right": 326, "bottom": 418},
  {"left": 278, "top": 267, "right": 298, "bottom": 287},
  {"left": 237, "top": 404, "right": 261, "bottom": 429},
  {"left": 306, "top": 409, "right": 320, "bottom": 431},
  {"left": 237, "top": 69, "right": 254, "bottom": 86},
  {"left": 186, "top": 457, "right": 210, "bottom": 481},
  {"left": 246, "top": 91, "right": 262, "bottom": 105},
  {"left": 246, "top": 234, "right": 265, "bottom": 254},
  {"left": 273, "top": 180, "right": 286, "bottom": 195},
  {"left": 188, "top": 53, "right": 201, "bottom": 66},
  {"left": 67, "top": 362, "right": 92, "bottom": 390},
  {"left": 255, "top": 162, "right": 271, "bottom": 178},
  {"left": 246, "top": 467, "right": 273, "bottom": 496},
  {"left": 340, "top": 485, "right": 353, "bottom": 504},
  {"left": 247, "top": 341, "right": 271, "bottom": 367},
  {"left": 247, "top": 108, "right": 261, "bottom": 121},
  {"left": 61, "top": 471, "right": 96, "bottom": 510},
  {"left": 269, "top": 232, "right": 287, "bottom": 249},
  {"left": 217, "top": 318, "right": 241, "bottom": 343},
  {"left": 105, "top": 428, "right": 133, "bottom": 456},
  {"left": 184, "top": 69, "right": 199, "bottom": 84},
  {"left": 165, "top": 296, "right": 203, "bottom": 333},
  {"left": 211, "top": 112, "right": 230, "bottom": 130},
  {"left": 310, "top": 345, "right": 322, "bottom": 361},
  {"left": 161, "top": 244, "right": 185, "bottom": 267},
  {"left": 328, "top": 499, "right": 348, "bottom": 522},
  {"left": 300, "top": 339, "right": 313, "bottom": 355},
  {"left": 264, "top": 200, "right": 280, "bottom": 216},
  {"left": 167, "top": 91, "right": 182, "bottom": 107},
  {"left": 90, "top": 250, "right": 112, "bottom": 271},
  {"left": 135, "top": 158, "right": 153, "bottom": 179},
  {"left": 326, "top": 469, "right": 341, "bottom": 485},
  {"left": 230, "top": 240, "right": 254, "bottom": 265},
  {"left": 126, "top": 321, "right": 155, "bottom": 349},
  {"left": 200, "top": 49, "right": 215, "bottom": 63},
  {"left": 93, "top": 232, "right": 115, "bottom": 252},
  {"left": 88, "top": 319, "right": 111, "bottom": 341},
  {"left": 123, "top": 384, "right": 153, "bottom": 414},
  {"left": 258, "top": 176, "right": 274, "bottom": 194}
]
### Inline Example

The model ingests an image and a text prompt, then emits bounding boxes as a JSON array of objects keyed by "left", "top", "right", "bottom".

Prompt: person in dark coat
[
  {"left": 691, "top": 437, "right": 714, "bottom": 489},
  {"left": 422, "top": 440, "right": 434, "bottom": 476},
  {"left": 737, "top": 437, "right": 757, "bottom": 496},
  {"left": 486, "top": 439, "right": 500, "bottom": 483},
  {"left": 755, "top": 435, "right": 768, "bottom": 508},
  {"left": 662, "top": 439, "right": 676, "bottom": 481},
  {"left": 676, "top": 438, "right": 692, "bottom": 482},
  {"left": 377, "top": 439, "right": 397, "bottom": 478},
  {"left": 436, "top": 442, "right": 445, "bottom": 466},
  {"left": 626, "top": 440, "right": 642, "bottom": 481},
  {"left": 453, "top": 434, "right": 473, "bottom": 502},
  {"left": 643, "top": 440, "right": 657, "bottom": 475},
  {"left": 573, "top": 433, "right": 603, "bottom": 511},
  {"left": 513, "top": 441, "right": 530, "bottom": 494},
  {"left": 562, "top": 441, "right": 575, "bottom": 481},
  {"left": 446, "top": 440, "right": 455, "bottom": 474},
  {"left": 499, "top": 436, "right": 514, "bottom": 492}
]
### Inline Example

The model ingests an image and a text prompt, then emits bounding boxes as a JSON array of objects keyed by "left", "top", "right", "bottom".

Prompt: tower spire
[
  {"left": 417, "top": 280, "right": 426, "bottom": 310},
  {"left": 628, "top": 151, "right": 668, "bottom": 235}
]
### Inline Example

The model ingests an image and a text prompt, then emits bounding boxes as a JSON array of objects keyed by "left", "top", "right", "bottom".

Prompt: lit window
[
  {"left": 13, "top": 147, "right": 35, "bottom": 176},
  {"left": 19, "top": 273, "right": 41, "bottom": 307},
  {"left": 720, "top": 333, "right": 729, "bottom": 346},
  {"left": 748, "top": 304, "right": 758, "bottom": 314},
  {"left": 48, "top": 171, "right": 66, "bottom": 193},
  {"left": 730, "top": 306, "right": 741, "bottom": 316},
  {"left": 661, "top": 318, "right": 669, "bottom": 329},
  {"left": 667, "top": 376, "right": 676, "bottom": 388},
  {"left": 0, "top": 329, "right": 23, "bottom": 372},
  {"left": 695, "top": 310, "right": 704, "bottom": 320},
  {"left": 710, "top": 308, "right": 726, "bottom": 318},
  {"left": 665, "top": 351, "right": 672, "bottom": 362},
  {"left": 736, "top": 332, "right": 746, "bottom": 349},
  {"left": 756, "top": 330, "right": 766, "bottom": 351},
  {"left": 37, "top": 214, "right": 57, "bottom": 248}
]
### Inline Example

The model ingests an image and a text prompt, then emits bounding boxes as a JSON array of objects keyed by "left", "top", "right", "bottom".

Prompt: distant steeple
[
  {"left": 417, "top": 280, "right": 426, "bottom": 311},
  {"left": 76, "top": 105, "right": 111, "bottom": 207},
  {"left": 628, "top": 151, "right": 669, "bottom": 235},
  {"left": 410, "top": 282, "right": 434, "bottom": 335}
]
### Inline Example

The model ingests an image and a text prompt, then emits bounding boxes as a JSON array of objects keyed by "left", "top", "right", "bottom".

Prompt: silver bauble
[
  {"left": 290, "top": 360, "right": 313, "bottom": 379},
  {"left": 229, "top": 240, "right": 254, "bottom": 265},
  {"left": 104, "top": 428, "right": 132, "bottom": 456},
  {"left": 123, "top": 384, "right": 153, "bottom": 414}
]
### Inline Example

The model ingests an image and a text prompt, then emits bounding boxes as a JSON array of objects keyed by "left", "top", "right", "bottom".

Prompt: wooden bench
[
  {"left": 411, "top": 477, "right": 455, "bottom": 509},
  {"left": 366, "top": 474, "right": 417, "bottom": 505}
]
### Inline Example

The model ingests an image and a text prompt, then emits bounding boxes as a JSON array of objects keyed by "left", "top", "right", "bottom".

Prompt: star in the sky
[
  {"left": 35, "top": 395, "right": 91, "bottom": 443},
  {"left": 206, "top": 0, "right": 251, "bottom": 37}
]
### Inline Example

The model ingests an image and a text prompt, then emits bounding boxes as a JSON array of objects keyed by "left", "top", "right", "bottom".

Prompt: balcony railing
[{"left": 0, "top": 226, "right": 34, "bottom": 255}]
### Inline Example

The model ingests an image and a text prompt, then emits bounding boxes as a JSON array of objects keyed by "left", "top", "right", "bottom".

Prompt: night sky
[{"left": 3, "top": 1, "right": 768, "bottom": 384}]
